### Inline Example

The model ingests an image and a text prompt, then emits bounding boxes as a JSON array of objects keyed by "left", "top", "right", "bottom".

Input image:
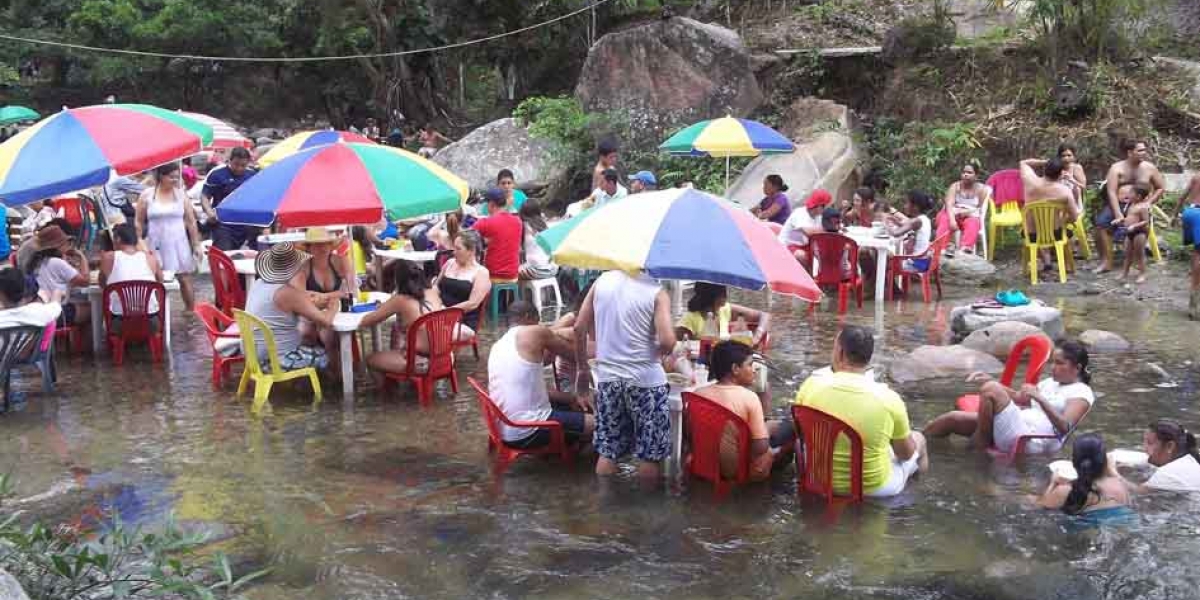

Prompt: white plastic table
[
  {"left": 233, "top": 258, "right": 256, "bottom": 290},
  {"left": 373, "top": 249, "right": 437, "bottom": 263},
  {"left": 331, "top": 291, "right": 392, "bottom": 401},
  {"left": 82, "top": 279, "right": 182, "bottom": 356},
  {"left": 840, "top": 227, "right": 901, "bottom": 304}
]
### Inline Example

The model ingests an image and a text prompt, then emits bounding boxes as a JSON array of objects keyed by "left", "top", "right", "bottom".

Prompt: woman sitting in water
[
  {"left": 434, "top": 230, "right": 490, "bottom": 330},
  {"left": 1130, "top": 419, "right": 1200, "bottom": 493},
  {"left": 924, "top": 341, "right": 1095, "bottom": 454},
  {"left": 1038, "top": 433, "right": 1131, "bottom": 518},
  {"left": 299, "top": 227, "right": 353, "bottom": 352},
  {"left": 694, "top": 341, "right": 795, "bottom": 481},
  {"left": 362, "top": 260, "right": 474, "bottom": 377},
  {"left": 675, "top": 282, "right": 769, "bottom": 349}
]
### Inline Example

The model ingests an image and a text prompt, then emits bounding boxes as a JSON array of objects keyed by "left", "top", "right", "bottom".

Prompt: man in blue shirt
[
  {"left": 0, "top": 203, "right": 9, "bottom": 262},
  {"left": 202, "top": 147, "right": 259, "bottom": 251}
]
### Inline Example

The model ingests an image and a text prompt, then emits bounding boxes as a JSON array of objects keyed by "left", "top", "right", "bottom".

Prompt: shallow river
[{"left": 3, "top": 277, "right": 1200, "bottom": 599}]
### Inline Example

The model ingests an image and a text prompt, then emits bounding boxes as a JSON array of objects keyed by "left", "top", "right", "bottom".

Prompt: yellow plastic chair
[
  {"left": 1146, "top": 204, "right": 1169, "bottom": 263},
  {"left": 233, "top": 310, "right": 323, "bottom": 412},
  {"left": 1022, "top": 201, "right": 1075, "bottom": 284},
  {"left": 1065, "top": 210, "right": 1092, "bottom": 260},
  {"left": 987, "top": 197, "right": 1024, "bottom": 260}
]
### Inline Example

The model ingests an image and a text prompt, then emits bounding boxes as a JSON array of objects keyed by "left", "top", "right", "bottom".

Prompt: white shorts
[
  {"left": 992, "top": 402, "right": 1059, "bottom": 453},
  {"left": 866, "top": 449, "right": 922, "bottom": 498}
]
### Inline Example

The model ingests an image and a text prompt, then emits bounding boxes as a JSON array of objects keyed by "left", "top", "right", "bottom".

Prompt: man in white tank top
[
  {"left": 574, "top": 270, "right": 676, "bottom": 478},
  {"left": 100, "top": 223, "right": 162, "bottom": 316}
]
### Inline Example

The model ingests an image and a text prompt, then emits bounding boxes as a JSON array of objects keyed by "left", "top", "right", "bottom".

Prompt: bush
[{"left": 863, "top": 117, "right": 983, "bottom": 202}]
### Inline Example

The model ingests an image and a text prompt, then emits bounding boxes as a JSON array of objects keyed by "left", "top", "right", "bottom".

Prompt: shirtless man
[
  {"left": 1020, "top": 157, "right": 1079, "bottom": 270},
  {"left": 591, "top": 141, "right": 619, "bottom": 191},
  {"left": 1094, "top": 140, "right": 1166, "bottom": 273}
]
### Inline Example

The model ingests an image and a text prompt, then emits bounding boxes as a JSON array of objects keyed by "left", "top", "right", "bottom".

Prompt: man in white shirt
[
  {"left": 777, "top": 189, "right": 831, "bottom": 267},
  {"left": 1139, "top": 419, "right": 1200, "bottom": 493},
  {"left": 567, "top": 169, "right": 628, "bottom": 218},
  {"left": 0, "top": 265, "right": 61, "bottom": 328}
]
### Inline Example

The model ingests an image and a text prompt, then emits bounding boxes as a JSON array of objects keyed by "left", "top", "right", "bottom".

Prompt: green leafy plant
[
  {"left": 0, "top": 473, "right": 269, "bottom": 600},
  {"left": 864, "top": 118, "right": 983, "bottom": 202}
]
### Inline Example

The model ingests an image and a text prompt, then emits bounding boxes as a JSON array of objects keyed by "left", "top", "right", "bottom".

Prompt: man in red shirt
[{"left": 473, "top": 187, "right": 523, "bottom": 280}]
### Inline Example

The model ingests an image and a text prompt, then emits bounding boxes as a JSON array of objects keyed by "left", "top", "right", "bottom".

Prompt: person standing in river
[
  {"left": 1094, "top": 140, "right": 1166, "bottom": 274},
  {"left": 202, "top": 147, "right": 259, "bottom": 251},
  {"left": 136, "top": 163, "right": 199, "bottom": 310},
  {"left": 1178, "top": 173, "right": 1200, "bottom": 319}
]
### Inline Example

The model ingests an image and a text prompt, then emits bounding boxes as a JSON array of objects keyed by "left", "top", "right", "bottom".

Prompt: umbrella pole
[{"left": 724, "top": 156, "right": 730, "bottom": 193}]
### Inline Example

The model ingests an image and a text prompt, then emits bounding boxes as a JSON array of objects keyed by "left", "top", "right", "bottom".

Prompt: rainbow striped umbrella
[
  {"left": 216, "top": 143, "right": 467, "bottom": 228},
  {"left": 257, "top": 130, "right": 375, "bottom": 167},
  {"left": 0, "top": 104, "right": 212, "bottom": 206},
  {"left": 179, "top": 111, "right": 251, "bottom": 149},
  {"left": 659, "top": 116, "right": 795, "bottom": 190},
  {"left": 537, "top": 188, "right": 820, "bottom": 300}
]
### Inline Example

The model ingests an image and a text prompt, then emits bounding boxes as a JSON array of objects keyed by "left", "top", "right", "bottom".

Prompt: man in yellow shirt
[{"left": 794, "top": 326, "right": 928, "bottom": 497}]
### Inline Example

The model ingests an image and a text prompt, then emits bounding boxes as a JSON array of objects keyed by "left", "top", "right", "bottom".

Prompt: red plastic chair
[
  {"left": 683, "top": 392, "right": 751, "bottom": 496},
  {"left": 455, "top": 321, "right": 480, "bottom": 359},
  {"left": 102, "top": 281, "right": 166, "bottom": 366},
  {"left": 467, "top": 376, "right": 575, "bottom": 475},
  {"left": 194, "top": 302, "right": 245, "bottom": 388},
  {"left": 385, "top": 308, "right": 463, "bottom": 406},
  {"left": 207, "top": 246, "right": 245, "bottom": 316},
  {"left": 807, "top": 233, "right": 862, "bottom": 313},
  {"left": 886, "top": 233, "right": 950, "bottom": 303},
  {"left": 955, "top": 334, "right": 1054, "bottom": 412},
  {"left": 53, "top": 320, "right": 82, "bottom": 355},
  {"left": 792, "top": 405, "right": 864, "bottom": 504}
]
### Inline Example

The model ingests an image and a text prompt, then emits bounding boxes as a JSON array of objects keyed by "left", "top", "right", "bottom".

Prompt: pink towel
[{"left": 987, "top": 169, "right": 1024, "bottom": 207}]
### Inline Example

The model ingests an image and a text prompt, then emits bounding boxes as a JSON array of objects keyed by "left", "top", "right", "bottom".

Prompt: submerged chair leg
[
  {"left": 236, "top": 369, "right": 251, "bottom": 398},
  {"left": 308, "top": 371, "right": 323, "bottom": 403},
  {"left": 1055, "top": 244, "right": 1068, "bottom": 283}
]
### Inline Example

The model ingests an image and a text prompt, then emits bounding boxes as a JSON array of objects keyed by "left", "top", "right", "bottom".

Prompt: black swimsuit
[{"left": 305, "top": 257, "right": 344, "bottom": 294}]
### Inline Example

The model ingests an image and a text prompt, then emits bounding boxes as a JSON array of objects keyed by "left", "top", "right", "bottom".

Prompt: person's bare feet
[
  {"left": 1135, "top": 274, "right": 1147, "bottom": 284},
  {"left": 1092, "top": 265, "right": 1111, "bottom": 275}
]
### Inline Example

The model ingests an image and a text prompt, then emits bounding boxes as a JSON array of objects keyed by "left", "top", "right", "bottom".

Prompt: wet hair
[
  {"left": 821, "top": 207, "right": 842, "bottom": 232},
  {"left": 0, "top": 267, "right": 25, "bottom": 305},
  {"left": 1131, "top": 183, "right": 1151, "bottom": 201},
  {"left": 836, "top": 325, "right": 874, "bottom": 366},
  {"left": 154, "top": 162, "right": 180, "bottom": 181},
  {"left": 1057, "top": 143, "right": 1077, "bottom": 157},
  {"left": 1063, "top": 433, "right": 1107, "bottom": 516},
  {"left": 854, "top": 187, "right": 876, "bottom": 204},
  {"left": 687, "top": 282, "right": 728, "bottom": 314},
  {"left": 455, "top": 229, "right": 482, "bottom": 254},
  {"left": 508, "top": 299, "right": 538, "bottom": 322},
  {"left": 709, "top": 340, "right": 754, "bottom": 382},
  {"left": 112, "top": 222, "right": 138, "bottom": 246},
  {"left": 229, "top": 147, "right": 252, "bottom": 161},
  {"left": 1043, "top": 157, "right": 1065, "bottom": 180},
  {"left": 906, "top": 190, "right": 933, "bottom": 214},
  {"left": 387, "top": 258, "right": 429, "bottom": 299},
  {"left": 765, "top": 174, "right": 789, "bottom": 192},
  {"left": 597, "top": 140, "right": 618, "bottom": 157},
  {"left": 602, "top": 168, "right": 619, "bottom": 184},
  {"left": 1148, "top": 419, "right": 1200, "bottom": 464},
  {"left": 497, "top": 168, "right": 515, "bottom": 183},
  {"left": 519, "top": 199, "right": 547, "bottom": 234},
  {"left": 1058, "top": 339, "right": 1091, "bottom": 384}
]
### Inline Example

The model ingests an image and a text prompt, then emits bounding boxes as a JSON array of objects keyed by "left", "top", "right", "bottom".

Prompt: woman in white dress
[{"left": 136, "top": 162, "right": 200, "bottom": 310}]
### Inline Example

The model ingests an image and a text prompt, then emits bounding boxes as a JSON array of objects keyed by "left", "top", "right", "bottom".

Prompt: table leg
[
  {"left": 667, "top": 395, "right": 683, "bottom": 478},
  {"left": 164, "top": 293, "right": 172, "bottom": 352},
  {"left": 89, "top": 290, "right": 103, "bottom": 355},
  {"left": 339, "top": 330, "right": 355, "bottom": 402},
  {"left": 875, "top": 247, "right": 889, "bottom": 304},
  {"left": 370, "top": 324, "right": 382, "bottom": 354}
]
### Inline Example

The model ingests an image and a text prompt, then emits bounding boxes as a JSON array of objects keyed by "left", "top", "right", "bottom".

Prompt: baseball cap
[
  {"left": 804, "top": 189, "right": 833, "bottom": 210},
  {"left": 483, "top": 187, "right": 506, "bottom": 205},
  {"left": 628, "top": 170, "right": 657, "bottom": 187}
]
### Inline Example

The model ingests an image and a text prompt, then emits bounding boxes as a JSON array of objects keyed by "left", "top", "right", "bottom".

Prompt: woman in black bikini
[
  {"left": 298, "top": 228, "right": 354, "bottom": 353},
  {"left": 434, "top": 230, "right": 491, "bottom": 329}
]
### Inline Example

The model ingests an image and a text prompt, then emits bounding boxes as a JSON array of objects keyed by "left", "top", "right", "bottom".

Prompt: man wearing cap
[
  {"left": 472, "top": 188, "right": 523, "bottom": 281},
  {"left": 203, "top": 147, "right": 259, "bottom": 251},
  {"left": 777, "top": 189, "right": 832, "bottom": 267},
  {"left": 245, "top": 242, "right": 339, "bottom": 372},
  {"left": 628, "top": 171, "right": 657, "bottom": 194}
]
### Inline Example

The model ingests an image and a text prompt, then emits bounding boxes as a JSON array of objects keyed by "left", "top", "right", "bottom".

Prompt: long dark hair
[
  {"left": 519, "top": 199, "right": 547, "bottom": 234},
  {"left": 351, "top": 226, "right": 374, "bottom": 262},
  {"left": 388, "top": 259, "right": 429, "bottom": 300},
  {"left": 28, "top": 247, "right": 63, "bottom": 275},
  {"left": 1149, "top": 419, "right": 1200, "bottom": 464},
  {"left": 686, "top": 282, "right": 727, "bottom": 314},
  {"left": 1063, "top": 433, "right": 1107, "bottom": 515},
  {"left": 1059, "top": 340, "right": 1091, "bottom": 385}
]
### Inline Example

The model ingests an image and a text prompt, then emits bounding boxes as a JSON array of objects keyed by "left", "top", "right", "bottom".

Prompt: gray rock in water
[
  {"left": 0, "top": 568, "right": 30, "bottom": 600},
  {"left": 575, "top": 17, "right": 764, "bottom": 146},
  {"left": 890, "top": 344, "right": 1004, "bottom": 383},
  {"left": 960, "top": 321, "right": 1049, "bottom": 358},
  {"left": 941, "top": 251, "right": 998, "bottom": 286},
  {"left": 1078, "top": 329, "right": 1131, "bottom": 352},
  {"left": 432, "top": 118, "right": 565, "bottom": 192},
  {"left": 950, "top": 300, "right": 1065, "bottom": 341},
  {"left": 248, "top": 127, "right": 284, "bottom": 141}
]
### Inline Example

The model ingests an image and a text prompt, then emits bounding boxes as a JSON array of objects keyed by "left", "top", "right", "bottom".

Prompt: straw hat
[
  {"left": 255, "top": 242, "right": 312, "bottom": 284},
  {"left": 304, "top": 227, "right": 338, "bottom": 244},
  {"left": 35, "top": 225, "right": 73, "bottom": 250}
]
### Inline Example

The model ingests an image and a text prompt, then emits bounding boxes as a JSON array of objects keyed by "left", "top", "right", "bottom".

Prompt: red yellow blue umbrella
[
  {"left": 216, "top": 143, "right": 467, "bottom": 228},
  {"left": 257, "top": 130, "right": 375, "bottom": 167},
  {"left": 0, "top": 104, "right": 213, "bottom": 205},
  {"left": 659, "top": 116, "right": 795, "bottom": 190}
]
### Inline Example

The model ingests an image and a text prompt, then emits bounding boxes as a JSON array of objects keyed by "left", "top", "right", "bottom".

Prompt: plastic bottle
[{"left": 699, "top": 311, "right": 718, "bottom": 363}]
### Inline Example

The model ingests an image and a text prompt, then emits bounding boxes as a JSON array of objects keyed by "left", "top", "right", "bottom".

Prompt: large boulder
[
  {"left": 890, "top": 345, "right": 1004, "bottom": 383},
  {"left": 0, "top": 568, "right": 30, "bottom": 600},
  {"left": 950, "top": 300, "right": 1065, "bottom": 341},
  {"left": 727, "top": 98, "right": 859, "bottom": 207},
  {"left": 940, "top": 252, "right": 998, "bottom": 286},
  {"left": 431, "top": 118, "right": 565, "bottom": 192},
  {"left": 574, "top": 17, "right": 764, "bottom": 144},
  {"left": 960, "top": 321, "right": 1050, "bottom": 358},
  {"left": 1078, "top": 329, "right": 1131, "bottom": 353}
]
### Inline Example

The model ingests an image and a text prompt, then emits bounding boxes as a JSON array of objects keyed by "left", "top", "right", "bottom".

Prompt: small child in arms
[{"left": 1119, "top": 184, "right": 1153, "bottom": 284}]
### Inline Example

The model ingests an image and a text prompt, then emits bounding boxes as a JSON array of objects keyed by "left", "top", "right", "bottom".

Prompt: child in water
[{"left": 1118, "top": 184, "right": 1152, "bottom": 284}]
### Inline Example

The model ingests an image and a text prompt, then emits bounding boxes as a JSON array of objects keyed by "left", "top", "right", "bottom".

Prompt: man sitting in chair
[
  {"left": 489, "top": 300, "right": 594, "bottom": 449},
  {"left": 1019, "top": 157, "right": 1079, "bottom": 272},
  {"left": 793, "top": 325, "right": 928, "bottom": 498}
]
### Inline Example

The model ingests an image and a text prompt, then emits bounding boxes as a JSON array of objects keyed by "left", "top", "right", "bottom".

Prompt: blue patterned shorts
[
  {"left": 594, "top": 380, "right": 671, "bottom": 462},
  {"left": 280, "top": 345, "right": 328, "bottom": 370}
]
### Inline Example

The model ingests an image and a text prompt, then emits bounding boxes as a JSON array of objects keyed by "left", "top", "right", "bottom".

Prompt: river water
[{"left": 3, "top": 276, "right": 1200, "bottom": 599}]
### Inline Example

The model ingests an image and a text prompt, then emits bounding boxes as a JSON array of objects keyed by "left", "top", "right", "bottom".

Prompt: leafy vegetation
[
  {"left": 862, "top": 117, "right": 983, "bottom": 201},
  {"left": 0, "top": 473, "right": 269, "bottom": 600}
]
